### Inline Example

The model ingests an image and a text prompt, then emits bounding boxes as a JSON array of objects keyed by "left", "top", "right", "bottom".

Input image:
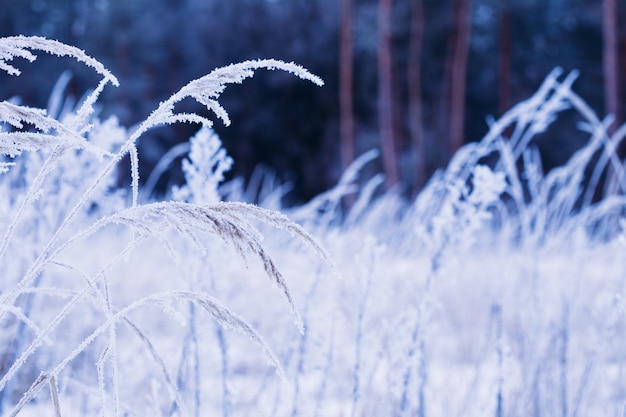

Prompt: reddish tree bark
[
  {"left": 378, "top": 0, "right": 399, "bottom": 188},
  {"left": 498, "top": 0, "right": 512, "bottom": 118},
  {"left": 340, "top": 0, "right": 355, "bottom": 171},
  {"left": 449, "top": 0, "right": 472, "bottom": 156},
  {"left": 603, "top": 0, "right": 623, "bottom": 197},
  {"left": 408, "top": 0, "right": 425, "bottom": 189},
  {"left": 621, "top": 9, "right": 626, "bottom": 121},
  {"left": 603, "top": 0, "right": 619, "bottom": 134},
  {"left": 438, "top": 2, "right": 459, "bottom": 158}
]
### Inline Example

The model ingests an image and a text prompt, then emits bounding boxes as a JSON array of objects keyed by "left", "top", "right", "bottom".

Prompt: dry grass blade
[
  {"left": 0, "top": 102, "right": 112, "bottom": 158},
  {"left": 0, "top": 36, "right": 119, "bottom": 132},
  {"left": 49, "top": 375, "right": 62, "bottom": 417},
  {"left": 0, "top": 239, "right": 143, "bottom": 395},
  {"left": 6, "top": 290, "right": 284, "bottom": 416},
  {"left": 122, "top": 318, "right": 189, "bottom": 417},
  {"left": 63, "top": 201, "right": 338, "bottom": 333},
  {"left": 0, "top": 35, "right": 118, "bottom": 85},
  {"left": 0, "top": 35, "right": 331, "bottom": 415},
  {"left": 134, "top": 59, "right": 323, "bottom": 137},
  {"left": 216, "top": 202, "right": 339, "bottom": 276},
  {"left": 122, "top": 60, "right": 322, "bottom": 206},
  {"left": 170, "top": 291, "right": 286, "bottom": 377}
]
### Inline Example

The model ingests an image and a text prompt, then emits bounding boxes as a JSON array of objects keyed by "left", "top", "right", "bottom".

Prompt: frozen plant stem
[
  {"left": 291, "top": 270, "right": 322, "bottom": 417},
  {"left": 350, "top": 274, "right": 372, "bottom": 417},
  {"left": 49, "top": 375, "right": 61, "bottom": 417},
  {"left": 0, "top": 35, "right": 338, "bottom": 416},
  {"left": 560, "top": 302, "right": 569, "bottom": 417},
  {"left": 493, "top": 304, "right": 503, "bottom": 417},
  {"left": 313, "top": 316, "right": 336, "bottom": 417},
  {"left": 217, "top": 324, "right": 231, "bottom": 417},
  {"left": 0, "top": 56, "right": 324, "bottom": 321}
]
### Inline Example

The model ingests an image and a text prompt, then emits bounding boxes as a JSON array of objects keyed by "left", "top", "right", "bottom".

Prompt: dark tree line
[{"left": 0, "top": 0, "right": 624, "bottom": 203}]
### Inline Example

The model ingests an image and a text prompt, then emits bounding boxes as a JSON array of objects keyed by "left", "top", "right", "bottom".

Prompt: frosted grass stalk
[
  {"left": 493, "top": 304, "right": 503, "bottom": 417},
  {"left": 0, "top": 238, "right": 143, "bottom": 396},
  {"left": 49, "top": 375, "right": 61, "bottom": 417},
  {"left": 399, "top": 316, "right": 420, "bottom": 416},
  {"left": 216, "top": 324, "right": 231, "bottom": 417},
  {"left": 290, "top": 271, "right": 322, "bottom": 417},
  {"left": 313, "top": 317, "right": 335, "bottom": 417},
  {"left": 350, "top": 273, "right": 372, "bottom": 417},
  {"left": 0, "top": 55, "right": 325, "bottom": 321},
  {"left": 560, "top": 303, "right": 569, "bottom": 417}
]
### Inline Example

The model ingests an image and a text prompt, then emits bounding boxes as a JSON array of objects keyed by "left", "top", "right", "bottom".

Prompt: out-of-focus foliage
[{"left": 0, "top": 0, "right": 619, "bottom": 202}]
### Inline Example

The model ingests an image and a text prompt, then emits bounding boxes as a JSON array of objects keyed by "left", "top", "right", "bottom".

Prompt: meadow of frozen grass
[{"left": 1, "top": 36, "right": 626, "bottom": 417}]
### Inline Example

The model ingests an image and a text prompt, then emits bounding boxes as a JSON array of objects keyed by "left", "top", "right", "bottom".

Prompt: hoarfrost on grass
[{"left": 2, "top": 36, "right": 626, "bottom": 417}]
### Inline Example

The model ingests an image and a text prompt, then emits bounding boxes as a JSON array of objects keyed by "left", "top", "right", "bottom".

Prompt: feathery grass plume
[
  {"left": 53, "top": 201, "right": 337, "bottom": 333},
  {"left": 80, "top": 59, "right": 322, "bottom": 210},
  {"left": 0, "top": 36, "right": 119, "bottom": 273},
  {"left": 0, "top": 36, "right": 117, "bottom": 81},
  {"left": 0, "top": 35, "right": 118, "bottom": 133},
  {"left": 1, "top": 54, "right": 325, "bottom": 298},
  {"left": 0, "top": 101, "right": 112, "bottom": 159},
  {"left": 0, "top": 35, "right": 325, "bottom": 292},
  {"left": 136, "top": 59, "right": 323, "bottom": 132},
  {"left": 0, "top": 35, "right": 332, "bottom": 415},
  {"left": 120, "top": 59, "right": 322, "bottom": 207}
]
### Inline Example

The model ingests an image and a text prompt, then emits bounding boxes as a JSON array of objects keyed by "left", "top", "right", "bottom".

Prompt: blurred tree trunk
[
  {"left": 408, "top": 0, "right": 425, "bottom": 190},
  {"left": 604, "top": 0, "right": 623, "bottom": 198},
  {"left": 439, "top": 2, "right": 458, "bottom": 160},
  {"left": 449, "top": 0, "right": 472, "bottom": 156},
  {"left": 378, "top": 0, "right": 399, "bottom": 188},
  {"left": 621, "top": 6, "right": 626, "bottom": 133},
  {"left": 498, "top": 0, "right": 512, "bottom": 118},
  {"left": 340, "top": 0, "right": 355, "bottom": 171},
  {"left": 115, "top": 13, "right": 132, "bottom": 127},
  {"left": 603, "top": 0, "right": 619, "bottom": 135}
]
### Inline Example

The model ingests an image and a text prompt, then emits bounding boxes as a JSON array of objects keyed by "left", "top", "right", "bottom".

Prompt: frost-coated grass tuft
[
  {"left": 2, "top": 36, "right": 626, "bottom": 417},
  {"left": 0, "top": 36, "right": 330, "bottom": 416}
]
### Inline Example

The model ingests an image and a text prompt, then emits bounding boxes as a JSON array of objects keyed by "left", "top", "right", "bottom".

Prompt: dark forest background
[{"left": 0, "top": 0, "right": 624, "bottom": 204}]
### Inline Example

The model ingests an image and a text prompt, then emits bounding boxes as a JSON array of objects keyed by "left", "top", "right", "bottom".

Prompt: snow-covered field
[{"left": 1, "top": 36, "right": 626, "bottom": 416}]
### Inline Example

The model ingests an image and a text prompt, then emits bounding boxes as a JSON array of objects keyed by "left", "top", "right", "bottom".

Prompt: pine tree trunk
[
  {"left": 438, "top": 2, "right": 459, "bottom": 159},
  {"left": 340, "top": 0, "right": 355, "bottom": 171},
  {"left": 603, "top": 0, "right": 622, "bottom": 197},
  {"left": 603, "top": 0, "right": 619, "bottom": 133},
  {"left": 498, "top": 0, "right": 512, "bottom": 118},
  {"left": 621, "top": 11, "right": 626, "bottom": 124},
  {"left": 449, "top": 0, "right": 472, "bottom": 156},
  {"left": 408, "top": 0, "right": 425, "bottom": 190},
  {"left": 378, "top": 0, "right": 399, "bottom": 188},
  {"left": 115, "top": 13, "right": 131, "bottom": 127}
]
